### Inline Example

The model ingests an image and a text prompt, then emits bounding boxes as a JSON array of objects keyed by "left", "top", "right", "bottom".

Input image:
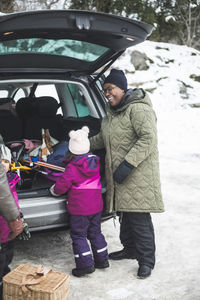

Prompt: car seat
[
  {"left": 16, "top": 96, "right": 66, "bottom": 141},
  {"left": 0, "top": 98, "right": 23, "bottom": 143}
]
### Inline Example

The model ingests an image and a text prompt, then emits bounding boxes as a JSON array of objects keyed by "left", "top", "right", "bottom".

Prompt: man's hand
[
  {"left": 17, "top": 217, "right": 31, "bottom": 241},
  {"left": 8, "top": 217, "right": 23, "bottom": 240}
]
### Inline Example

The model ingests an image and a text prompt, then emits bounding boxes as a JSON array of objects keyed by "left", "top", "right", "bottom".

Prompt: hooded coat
[
  {"left": 53, "top": 153, "right": 103, "bottom": 216},
  {"left": 0, "top": 161, "right": 19, "bottom": 222},
  {"left": 90, "top": 89, "right": 164, "bottom": 214},
  {"left": 0, "top": 172, "right": 20, "bottom": 243}
]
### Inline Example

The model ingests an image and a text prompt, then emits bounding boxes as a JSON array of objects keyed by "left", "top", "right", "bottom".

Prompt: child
[
  {"left": 50, "top": 126, "right": 109, "bottom": 277},
  {"left": 0, "top": 146, "right": 30, "bottom": 290}
]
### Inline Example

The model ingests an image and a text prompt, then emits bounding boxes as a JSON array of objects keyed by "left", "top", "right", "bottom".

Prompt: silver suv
[{"left": 0, "top": 10, "right": 153, "bottom": 231}]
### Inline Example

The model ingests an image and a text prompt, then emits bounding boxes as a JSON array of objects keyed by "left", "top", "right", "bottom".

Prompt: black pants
[
  {"left": 119, "top": 212, "right": 155, "bottom": 268},
  {"left": 0, "top": 240, "right": 15, "bottom": 290}
]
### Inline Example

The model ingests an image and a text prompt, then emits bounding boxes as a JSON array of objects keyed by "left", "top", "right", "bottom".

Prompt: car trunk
[
  {"left": 0, "top": 76, "right": 108, "bottom": 231},
  {"left": 15, "top": 116, "right": 105, "bottom": 196}
]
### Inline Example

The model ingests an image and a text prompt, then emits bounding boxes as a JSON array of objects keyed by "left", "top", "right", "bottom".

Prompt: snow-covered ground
[{"left": 11, "top": 41, "right": 200, "bottom": 299}]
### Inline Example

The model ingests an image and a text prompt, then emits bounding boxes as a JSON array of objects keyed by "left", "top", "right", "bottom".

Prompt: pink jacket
[
  {"left": 54, "top": 153, "right": 103, "bottom": 216},
  {"left": 0, "top": 172, "right": 20, "bottom": 244}
]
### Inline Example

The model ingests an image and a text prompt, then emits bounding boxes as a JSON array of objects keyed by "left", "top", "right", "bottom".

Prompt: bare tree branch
[
  {"left": 175, "top": 0, "right": 200, "bottom": 48},
  {"left": 0, "top": 0, "right": 15, "bottom": 13}
]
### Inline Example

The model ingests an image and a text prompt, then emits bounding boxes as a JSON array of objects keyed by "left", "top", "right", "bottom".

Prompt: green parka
[{"left": 90, "top": 89, "right": 164, "bottom": 214}]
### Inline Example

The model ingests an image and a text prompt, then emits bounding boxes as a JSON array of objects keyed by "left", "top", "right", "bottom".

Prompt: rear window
[{"left": 0, "top": 38, "right": 109, "bottom": 62}]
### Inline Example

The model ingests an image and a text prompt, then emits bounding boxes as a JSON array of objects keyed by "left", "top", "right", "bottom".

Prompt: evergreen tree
[
  {"left": 1, "top": 0, "right": 200, "bottom": 50},
  {"left": 69, "top": 0, "right": 91, "bottom": 10},
  {"left": 94, "top": 0, "right": 113, "bottom": 13},
  {"left": 153, "top": 0, "right": 178, "bottom": 42}
]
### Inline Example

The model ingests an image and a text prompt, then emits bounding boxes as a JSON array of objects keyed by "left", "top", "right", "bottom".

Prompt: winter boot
[
  {"left": 95, "top": 260, "right": 109, "bottom": 269},
  {"left": 109, "top": 248, "right": 136, "bottom": 260},
  {"left": 137, "top": 265, "right": 152, "bottom": 279},
  {"left": 72, "top": 266, "right": 95, "bottom": 277}
]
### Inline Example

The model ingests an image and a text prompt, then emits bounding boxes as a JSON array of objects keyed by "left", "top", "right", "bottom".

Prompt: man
[
  {"left": 0, "top": 162, "right": 23, "bottom": 236},
  {"left": 0, "top": 137, "right": 23, "bottom": 299},
  {"left": 0, "top": 135, "right": 23, "bottom": 238}
]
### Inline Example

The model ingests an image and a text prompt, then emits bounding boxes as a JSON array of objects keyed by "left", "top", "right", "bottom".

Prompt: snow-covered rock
[{"left": 113, "top": 41, "right": 200, "bottom": 111}]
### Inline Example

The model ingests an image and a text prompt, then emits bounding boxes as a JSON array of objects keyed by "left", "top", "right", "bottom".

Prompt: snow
[
  {"left": 11, "top": 41, "right": 200, "bottom": 299},
  {"left": 113, "top": 41, "right": 200, "bottom": 159}
]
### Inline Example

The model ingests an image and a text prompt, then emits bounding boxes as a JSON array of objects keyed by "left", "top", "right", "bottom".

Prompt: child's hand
[{"left": 49, "top": 184, "right": 60, "bottom": 197}]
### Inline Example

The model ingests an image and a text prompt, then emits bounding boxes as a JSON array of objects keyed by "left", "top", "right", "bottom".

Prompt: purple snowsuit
[{"left": 54, "top": 153, "right": 108, "bottom": 269}]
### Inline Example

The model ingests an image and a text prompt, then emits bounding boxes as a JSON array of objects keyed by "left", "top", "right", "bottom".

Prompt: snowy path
[
  {"left": 11, "top": 149, "right": 200, "bottom": 300},
  {"left": 8, "top": 39, "right": 200, "bottom": 300}
]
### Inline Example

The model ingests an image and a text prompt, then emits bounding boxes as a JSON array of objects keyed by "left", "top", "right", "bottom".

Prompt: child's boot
[
  {"left": 72, "top": 265, "right": 95, "bottom": 277},
  {"left": 95, "top": 260, "right": 109, "bottom": 269}
]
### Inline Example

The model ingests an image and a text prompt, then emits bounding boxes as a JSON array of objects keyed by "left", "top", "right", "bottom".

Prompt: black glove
[
  {"left": 17, "top": 217, "right": 31, "bottom": 241},
  {"left": 113, "top": 160, "right": 134, "bottom": 184}
]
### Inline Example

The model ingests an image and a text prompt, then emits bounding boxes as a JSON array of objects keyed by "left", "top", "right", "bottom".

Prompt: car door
[{"left": 0, "top": 10, "right": 153, "bottom": 76}]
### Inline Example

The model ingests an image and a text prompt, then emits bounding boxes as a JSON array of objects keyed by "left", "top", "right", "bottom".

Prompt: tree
[
  {"left": 94, "top": 0, "right": 113, "bottom": 13},
  {"left": 14, "top": 0, "right": 63, "bottom": 11},
  {"left": 37, "top": 0, "right": 62, "bottom": 9},
  {"left": 0, "top": 0, "right": 15, "bottom": 13},
  {"left": 152, "top": 0, "right": 177, "bottom": 42},
  {"left": 173, "top": 0, "right": 200, "bottom": 48},
  {"left": 1, "top": 0, "right": 200, "bottom": 50},
  {"left": 68, "top": 0, "right": 90, "bottom": 10},
  {"left": 69, "top": 0, "right": 113, "bottom": 12}
]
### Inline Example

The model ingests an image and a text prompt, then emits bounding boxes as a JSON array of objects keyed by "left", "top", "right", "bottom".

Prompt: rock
[{"left": 130, "top": 50, "right": 150, "bottom": 70}]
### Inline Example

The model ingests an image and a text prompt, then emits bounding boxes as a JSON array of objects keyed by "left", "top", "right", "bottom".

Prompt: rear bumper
[
  {"left": 19, "top": 195, "right": 68, "bottom": 231},
  {"left": 19, "top": 192, "right": 114, "bottom": 232}
]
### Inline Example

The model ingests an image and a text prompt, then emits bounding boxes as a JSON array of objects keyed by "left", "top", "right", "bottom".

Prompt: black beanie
[{"left": 104, "top": 69, "right": 127, "bottom": 91}]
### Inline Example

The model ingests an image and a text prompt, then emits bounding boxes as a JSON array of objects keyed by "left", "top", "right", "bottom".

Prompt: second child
[
  {"left": 50, "top": 126, "right": 109, "bottom": 277},
  {"left": 0, "top": 146, "right": 20, "bottom": 288},
  {"left": 0, "top": 145, "right": 30, "bottom": 299}
]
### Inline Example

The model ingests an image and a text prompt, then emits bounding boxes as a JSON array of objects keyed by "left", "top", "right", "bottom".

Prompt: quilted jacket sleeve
[
  {"left": 54, "top": 165, "right": 73, "bottom": 195},
  {"left": 0, "top": 162, "right": 19, "bottom": 221},
  {"left": 89, "top": 130, "right": 105, "bottom": 151},
  {"left": 125, "top": 106, "right": 157, "bottom": 167}
]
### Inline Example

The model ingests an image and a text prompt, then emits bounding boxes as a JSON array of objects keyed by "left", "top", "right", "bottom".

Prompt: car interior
[{"left": 0, "top": 78, "right": 106, "bottom": 195}]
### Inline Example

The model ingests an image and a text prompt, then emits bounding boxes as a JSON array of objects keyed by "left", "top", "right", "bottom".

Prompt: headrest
[
  {"left": 37, "top": 97, "right": 59, "bottom": 117},
  {"left": 16, "top": 96, "right": 59, "bottom": 118},
  {"left": 0, "top": 98, "right": 15, "bottom": 105},
  {"left": 16, "top": 97, "right": 38, "bottom": 118},
  {"left": 0, "top": 98, "right": 17, "bottom": 116}
]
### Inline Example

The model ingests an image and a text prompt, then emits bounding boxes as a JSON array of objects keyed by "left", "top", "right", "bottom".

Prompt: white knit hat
[
  {"left": 1, "top": 145, "right": 11, "bottom": 164},
  {"left": 69, "top": 126, "right": 90, "bottom": 155}
]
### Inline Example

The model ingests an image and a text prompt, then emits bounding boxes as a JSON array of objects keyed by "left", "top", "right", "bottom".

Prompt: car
[{"left": 0, "top": 10, "right": 153, "bottom": 231}]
